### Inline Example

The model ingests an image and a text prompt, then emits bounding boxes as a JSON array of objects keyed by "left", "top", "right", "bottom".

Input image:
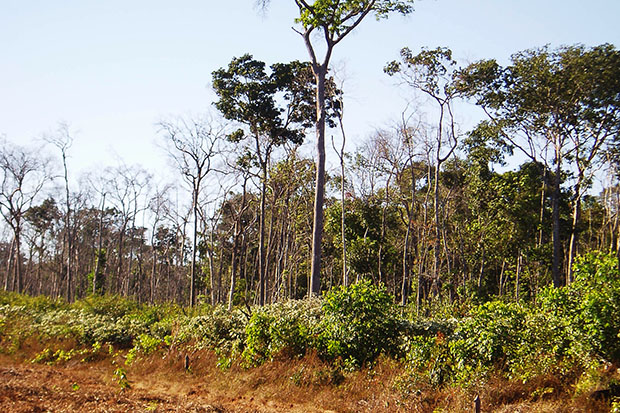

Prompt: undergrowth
[{"left": 0, "top": 251, "right": 618, "bottom": 410}]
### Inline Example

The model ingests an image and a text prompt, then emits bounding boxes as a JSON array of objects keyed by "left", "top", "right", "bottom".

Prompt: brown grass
[{"left": 0, "top": 342, "right": 616, "bottom": 412}]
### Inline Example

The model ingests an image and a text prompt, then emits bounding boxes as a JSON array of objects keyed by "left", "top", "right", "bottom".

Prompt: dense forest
[{"left": 1, "top": 42, "right": 618, "bottom": 312}]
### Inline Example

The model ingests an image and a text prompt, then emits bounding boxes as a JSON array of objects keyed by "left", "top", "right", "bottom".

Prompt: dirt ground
[
  {"left": 0, "top": 356, "right": 328, "bottom": 413},
  {"left": 0, "top": 353, "right": 611, "bottom": 413}
]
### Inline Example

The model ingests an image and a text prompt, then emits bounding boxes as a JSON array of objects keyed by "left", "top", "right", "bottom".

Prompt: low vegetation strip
[{"left": 1, "top": 251, "right": 619, "bottom": 411}]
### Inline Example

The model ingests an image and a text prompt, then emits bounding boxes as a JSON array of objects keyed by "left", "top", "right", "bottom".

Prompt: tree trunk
[
  {"left": 567, "top": 180, "right": 582, "bottom": 284},
  {"left": 401, "top": 221, "right": 411, "bottom": 306},
  {"left": 4, "top": 237, "right": 14, "bottom": 291},
  {"left": 310, "top": 66, "right": 327, "bottom": 297},
  {"left": 228, "top": 222, "right": 240, "bottom": 311},
  {"left": 551, "top": 157, "right": 563, "bottom": 288},
  {"left": 433, "top": 163, "right": 441, "bottom": 294},
  {"left": 190, "top": 189, "right": 199, "bottom": 307},
  {"left": 207, "top": 227, "right": 216, "bottom": 305},
  {"left": 93, "top": 194, "right": 106, "bottom": 295},
  {"left": 537, "top": 168, "right": 547, "bottom": 248},
  {"left": 15, "top": 222, "right": 23, "bottom": 294},
  {"left": 338, "top": 134, "right": 348, "bottom": 287},
  {"left": 61, "top": 151, "right": 72, "bottom": 302},
  {"left": 258, "top": 177, "right": 267, "bottom": 305},
  {"left": 515, "top": 253, "right": 522, "bottom": 301},
  {"left": 150, "top": 243, "right": 157, "bottom": 303}
]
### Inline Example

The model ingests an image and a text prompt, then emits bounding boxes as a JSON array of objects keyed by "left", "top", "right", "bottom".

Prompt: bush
[
  {"left": 73, "top": 295, "right": 141, "bottom": 319},
  {"left": 242, "top": 299, "right": 321, "bottom": 366},
  {"left": 175, "top": 305, "right": 247, "bottom": 355},
  {"left": 316, "top": 280, "right": 401, "bottom": 367},
  {"left": 0, "top": 291, "right": 65, "bottom": 312},
  {"left": 451, "top": 301, "right": 527, "bottom": 371},
  {"left": 540, "top": 251, "right": 620, "bottom": 363}
]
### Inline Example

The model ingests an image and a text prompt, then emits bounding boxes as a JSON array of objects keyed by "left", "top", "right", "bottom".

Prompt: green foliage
[
  {"left": 113, "top": 367, "right": 130, "bottom": 390},
  {"left": 452, "top": 301, "right": 527, "bottom": 371},
  {"left": 0, "top": 292, "right": 185, "bottom": 351},
  {"left": 316, "top": 280, "right": 401, "bottom": 367},
  {"left": 0, "top": 291, "right": 65, "bottom": 312},
  {"left": 399, "top": 252, "right": 620, "bottom": 387},
  {"left": 539, "top": 251, "right": 620, "bottom": 362},
  {"left": 242, "top": 299, "right": 322, "bottom": 366},
  {"left": 2, "top": 252, "right": 619, "bottom": 396},
  {"left": 212, "top": 55, "right": 339, "bottom": 150},
  {"left": 294, "top": 0, "right": 414, "bottom": 34},
  {"left": 126, "top": 333, "right": 163, "bottom": 365},
  {"left": 175, "top": 305, "right": 247, "bottom": 355}
]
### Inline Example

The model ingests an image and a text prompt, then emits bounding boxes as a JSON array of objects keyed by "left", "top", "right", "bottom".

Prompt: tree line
[{"left": 1, "top": 41, "right": 619, "bottom": 310}]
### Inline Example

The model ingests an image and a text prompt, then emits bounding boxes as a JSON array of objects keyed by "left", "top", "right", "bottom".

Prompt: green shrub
[
  {"left": 316, "top": 280, "right": 401, "bottom": 367},
  {"left": 73, "top": 295, "right": 140, "bottom": 319},
  {"left": 540, "top": 251, "right": 620, "bottom": 363},
  {"left": 0, "top": 291, "right": 65, "bottom": 312},
  {"left": 175, "top": 305, "right": 247, "bottom": 356},
  {"left": 452, "top": 301, "right": 527, "bottom": 370},
  {"left": 242, "top": 299, "right": 322, "bottom": 366}
]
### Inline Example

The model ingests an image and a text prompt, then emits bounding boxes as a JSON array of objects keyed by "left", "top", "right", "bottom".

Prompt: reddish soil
[
  {"left": 0, "top": 352, "right": 611, "bottom": 413},
  {"left": 0, "top": 355, "right": 324, "bottom": 413}
]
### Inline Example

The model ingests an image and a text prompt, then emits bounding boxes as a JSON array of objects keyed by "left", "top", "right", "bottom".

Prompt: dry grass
[
  {"left": 128, "top": 349, "right": 616, "bottom": 412},
  {"left": 0, "top": 342, "right": 616, "bottom": 412}
]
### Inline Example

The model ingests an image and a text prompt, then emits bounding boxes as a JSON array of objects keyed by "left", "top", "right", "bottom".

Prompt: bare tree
[
  {"left": 43, "top": 122, "right": 74, "bottom": 300},
  {"left": 159, "top": 115, "right": 224, "bottom": 307},
  {"left": 147, "top": 183, "right": 172, "bottom": 303},
  {"left": 0, "top": 139, "right": 51, "bottom": 293},
  {"left": 103, "top": 163, "right": 151, "bottom": 295}
]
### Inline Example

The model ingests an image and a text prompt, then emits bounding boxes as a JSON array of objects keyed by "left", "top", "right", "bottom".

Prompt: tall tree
[
  {"left": 258, "top": 0, "right": 415, "bottom": 296},
  {"left": 457, "top": 44, "right": 620, "bottom": 286},
  {"left": 43, "top": 122, "right": 75, "bottom": 301},
  {"left": 160, "top": 116, "right": 224, "bottom": 307},
  {"left": 0, "top": 139, "right": 51, "bottom": 293},
  {"left": 386, "top": 47, "right": 461, "bottom": 294},
  {"left": 213, "top": 55, "right": 322, "bottom": 304}
]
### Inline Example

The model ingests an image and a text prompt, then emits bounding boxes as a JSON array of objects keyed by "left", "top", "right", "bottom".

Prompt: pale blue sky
[{"left": 1, "top": 0, "right": 619, "bottom": 180}]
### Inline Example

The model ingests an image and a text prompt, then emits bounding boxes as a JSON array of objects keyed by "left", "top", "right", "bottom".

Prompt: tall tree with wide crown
[{"left": 258, "top": 0, "right": 416, "bottom": 296}]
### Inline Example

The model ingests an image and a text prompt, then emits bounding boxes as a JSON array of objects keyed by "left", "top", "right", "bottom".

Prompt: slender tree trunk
[
  {"left": 150, "top": 243, "right": 157, "bottom": 303},
  {"left": 228, "top": 222, "right": 240, "bottom": 311},
  {"left": 228, "top": 181, "right": 248, "bottom": 309},
  {"left": 551, "top": 156, "right": 563, "bottom": 288},
  {"left": 498, "top": 259, "right": 506, "bottom": 296},
  {"left": 538, "top": 168, "right": 547, "bottom": 248},
  {"left": 207, "top": 243, "right": 216, "bottom": 305},
  {"left": 4, "top": 237, "right": 14, "bottom": 291},
  {"left": 265, "top": 201, "right": 277, "bottom": 304},
  {"left": 310, "top": 66, "right": 328, "bottom": 297},
  {"left": 216, "top": 248, "right": 224, "bottom": 304},
  {"left": 15, "top": 222, "right": 23, "bottom": 294},
  {"left": 258, "top": 177, "right": 267, "bottom": 305},
  {"left": 116, "top": 224, "right": 126, "bottom": 295},
  {"left": 334, "top": 121, "right": 348, "bottom": 286},
  {"left": 126, "top": 231, "right": 135, "bottom": 296},
  {"left": 567, "top": 180, "right": 582, "bottom": 284},
  {"left": 93, "top": 193, "right": 106, "bottom": 295},
  {"left": 378, "top": 177, "right": 391, "bottom": 283},
  {"left": 60, "top": 151, "right": 72, "bottom": 302},
  {"left": 401, "top": 221, "right": 411, "bottom": 306},
  {"left": 433, "top": 163, "right": 441, "bottom": 294},
  {"left": 190, "top": 189, "right": 199, "bottom": 307},
  {"left": 515, "top": 253, "right": 522, "bottom": 301},
  {"left": 478, "top": 246, "right": 485, "bottom": 289}
]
